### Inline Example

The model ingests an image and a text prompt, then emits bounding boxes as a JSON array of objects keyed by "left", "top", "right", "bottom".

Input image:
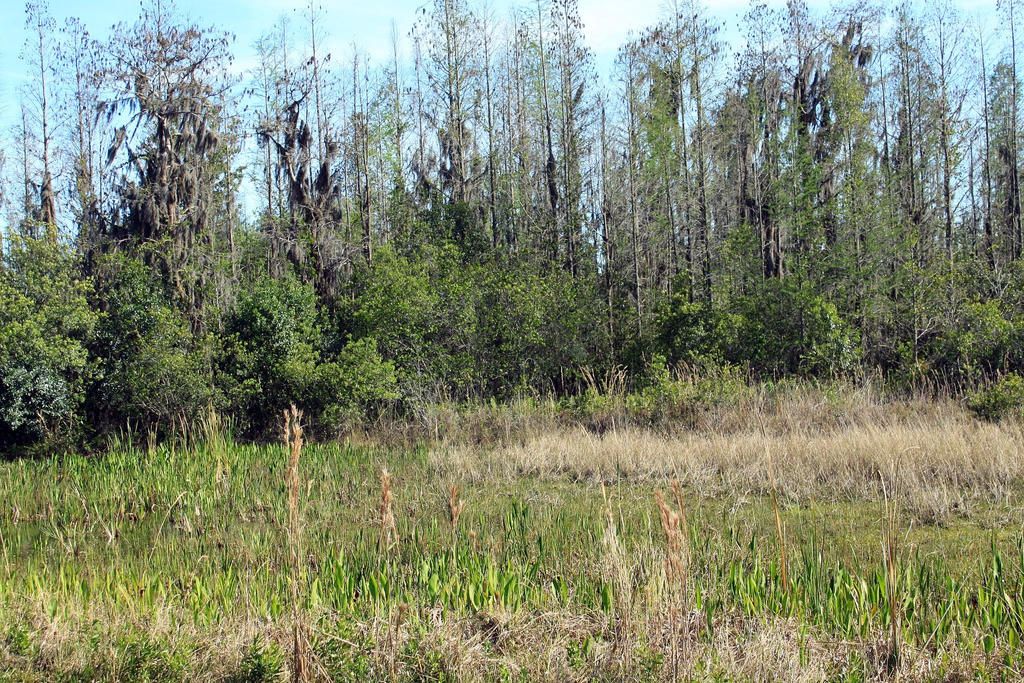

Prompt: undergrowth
[{"left": 2, "top": 392, "right": 1024, "bottom": 679}]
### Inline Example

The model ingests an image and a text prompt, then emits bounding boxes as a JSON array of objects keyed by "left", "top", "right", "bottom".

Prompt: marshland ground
[
  {"left": 4, "top": 379, "right": 1024, "bottom": 681},
  {"left": 6, "top": 0, "right": 1024, "bottom": 677}
]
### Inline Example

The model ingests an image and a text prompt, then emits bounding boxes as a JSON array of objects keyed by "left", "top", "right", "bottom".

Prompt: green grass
[{"left": 2, "top": 429, "right": 1024, "bottom": 680}]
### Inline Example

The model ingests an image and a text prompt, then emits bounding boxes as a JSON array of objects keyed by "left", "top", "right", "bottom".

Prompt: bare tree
[{"left": 23, "top": 0, "right": 58, "bottom": 233}]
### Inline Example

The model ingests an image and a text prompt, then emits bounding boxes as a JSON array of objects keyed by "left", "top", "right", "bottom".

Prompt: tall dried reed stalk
[
  {"left": 0, "top": 526, "right": 8, "bottom": 576},
  {"left": 447, "top": 484, "right": 464, "bottom": 534},
  {"left": 655, "top": 482, "right": 690, "bottom": 679},
  {"left": 758, "top": 411, "right": 787, "bottom": 592},
  {"left": 283, "top": 404, "right": 308, "bottom": 683},
  {"left": 379, "top": 468, "right": 399, "bottom": 551},
  {"left": 204, "top": 407, "right": 230, "bottom": 491},
  {"left": 580, "top": 364, "right": 628, "bottom": 395},
  {"left": 654, "top": 488, "right": 686, "bottom": 592},
  {"left": 385, "top": 602, "right": 408, "bottom": 679}
]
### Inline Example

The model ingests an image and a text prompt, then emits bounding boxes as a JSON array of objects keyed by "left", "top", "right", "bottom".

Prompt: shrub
[
  {"left": 344, "top": 246, "right": 467, "bottom": 398},
  {"left": 0, "top": 235, "right": 97, "bottom": 451},
  {"left": 935, "top": 300, "right": 1023, "bottom": 380},
  {"left": 220, "top": 274, "right": 324, "bottom": 434},
  {"left": 91, "top": 255, "right": 215, "bottom": 433},
  {"left": 655, "top": 297, "right": 741, "bottom": 367},
  {"left": 735, "top": 281, "right": 860, "bottom": 376},
  {"left": 345, "top": 246, "right": 601, "bottom": 400},
  {"left": 221, "top": 274, "right": 398, "bottom": 435},
  {"left": 473, "top": 263, "right": 597, "bottom": 396},
  {"left": 315, "top": 337, "right": 399, "bottom": 433},
  {"left": 229, "top": 637, "right": 284, "bottom": 683},
  {"left": 967, "top": 373, "right": 1024, "bottom": 421},
  {"left": 798, "top": 297, "right": 862, "bottom": 376},
  {"left": 656, "top": 281, "right": 860, "bottom": 377}
]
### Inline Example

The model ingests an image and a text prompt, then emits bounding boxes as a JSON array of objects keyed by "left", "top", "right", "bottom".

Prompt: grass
[
  {"left": 3, "top": 386, "right": 1024, "bottom": 679},
  {"left": 440, "top": 418, "right": 1024, "bottom": 524}
]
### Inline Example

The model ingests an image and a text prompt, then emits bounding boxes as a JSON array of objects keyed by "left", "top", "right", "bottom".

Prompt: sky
[
  {"left": 0, "top": 0, "right": 1005, "bottom": 218},
  {"left": 0, "top": 0, "right": 1004, "bottom": 117},
  {"left": 0, "top": 0, "right": 738, "bottom": 86}
]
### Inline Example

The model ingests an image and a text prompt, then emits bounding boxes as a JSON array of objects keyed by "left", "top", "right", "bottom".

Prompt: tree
[
  {"left": 101, "top": 0, "right": 236, "bottom": 318},
  {"left": 22, "top": 0, "right": 58, "bottom": 234}
]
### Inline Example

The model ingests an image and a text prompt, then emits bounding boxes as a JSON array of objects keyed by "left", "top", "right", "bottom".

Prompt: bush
[
  {"left": 220, "top": 274, "right": 325, "bottom": 434},
  {"left": 655, "top": 281, "right": 860, "bottom": 377},
  {"left": 968, "top": 373, "right": 1024, "bottom": 421},
  {"left": 344, "top": 246, "right": 603, "bottom": 400},
  {"left": 473, "top": 263, "right": 597, "bottom": 396},
  {"left": 91, "top": 255, "right": 215, "bottom": 433},
  {"left": 344, "top": 246, "right": 472, "bottom": 398},
  {"left": 314, "top": 337, "right": 399, "bottom": 433},
  {"left": 0, "top": 235, "right": 97, "bottom": 451},
  {"left": 735, "top": 282, "right": 859, "bottom": 375},
  {"left": 656, "top": 297, "right": 741, "bottom": 367},
  {"left": 934, "top": 300, "right": 1024, "bottom": 380},
  {"left": 222, "top": 274, "right": 398, "bottom": 435},
  {"left": 228, "top": 637, "right": 284, "bottom": 683},
  {"left": 797, "top": 296, "right": 862, "bottom": 376}
]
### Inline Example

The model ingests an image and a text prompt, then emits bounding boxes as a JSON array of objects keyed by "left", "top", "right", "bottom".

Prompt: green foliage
[
  {"left": 655, "top": 281, "right": 860, "bottom": 377},
  {"left": 228, "top": 636, "right": 284, "bottom": 682},
  {"left": 622, "top": 360, "right": 750, "bottom": 425},
  {"left": 314, "top": 624, "right": 374, "bottom": 679},
  {"left": 0, "top": 235, "right": 97, "bottom": 450},
  {"left": 344, "top": 245, "right": 474, "bottom": 397},
  {"left": 220, "top": 274, "right": 326, "bottom": 434},
  {"left": 221, "top": 274, "right": 398, "bottom": 435},
  {"left": 92, "top": 255, "right": 215, "bottom": 433},
  {"left": 114, "top": 634, "right": 188, "bottom": 681},
  {"left": 936, "top": 300, "right": 1024, "bottom": 380},
  {"left": 656, "top": 297, "right": 741, "bottom": 367},
  {"left": 796, "top": 296, "right": 863, "bottom": 376},
  {"left": 315, "top": 337, "right": 399, "bottom": 433},
  {"left": 345, "top": 246, "right": 603, "bottom": 401},
  {"left": 473, "top": 263, "right": 597, "bottom": 397},
  {"left": 968, "top": 373, "right": 1024, "bottom": 421},
  {"left": 405, "top": 188, "right": 492, "bottom": 261},
  {"left": 735, "top": 282, "right": 860, "bottom": 375},
  {"left": 4, "top": 624, "right": 33, "bottom": 658}
]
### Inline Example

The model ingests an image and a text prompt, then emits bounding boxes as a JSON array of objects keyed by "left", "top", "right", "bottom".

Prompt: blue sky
[
  {"left": 0, "top": 0, "right": 1005, "bottom": 208},
  {"left": 0, "top": 0, "right": 1004, "bottom": 112},
  {"left": 0, "top": 0, "right": 745, "bottom": 84}
]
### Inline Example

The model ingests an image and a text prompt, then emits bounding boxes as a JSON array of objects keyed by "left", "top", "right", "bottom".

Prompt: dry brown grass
[
  {"left": 435, "top": 413, "right": 1024, "bottom": 521},
  {"left": 378, "top": 468, "right": 399, "bottom": 552},
  {"left": 3, "top": 591, "right": 999, "bottom": 682},
  {"left": 447, "top": 484, "right": 464, "bottom": 543},
  {"left": 284, "top": 404, "right": 309, "bottom": 682},
  {"left": 654, "top": 483, "right": 689, "bottom": 679},
  {"left": 364, "top": 377, "right": 969, "bottom": 446}
]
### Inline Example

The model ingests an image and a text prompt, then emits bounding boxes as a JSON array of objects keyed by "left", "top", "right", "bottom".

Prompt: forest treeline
[{"left": 2, "top": 0, "right": 1024, "bottom": 450}]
